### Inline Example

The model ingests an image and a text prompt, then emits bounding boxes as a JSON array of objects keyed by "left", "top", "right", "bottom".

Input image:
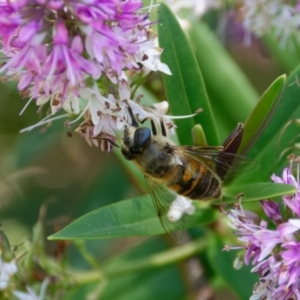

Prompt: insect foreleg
[
  {"left": 126, "top": 101, "right": 139, "bottom": 127},
  {"left": 150, "top": 119, "right": 157, "bottom": 136},
  {"left": 150, "top": 118, "right": 167, "bottom": 137},
  {"left": 160, "top": 119, "right": 167, "bottom": 137}
]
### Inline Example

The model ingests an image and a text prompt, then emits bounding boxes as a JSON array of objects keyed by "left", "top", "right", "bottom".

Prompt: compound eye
[{"left": 134, "top": 127, "right": 151, "bottom": 148}]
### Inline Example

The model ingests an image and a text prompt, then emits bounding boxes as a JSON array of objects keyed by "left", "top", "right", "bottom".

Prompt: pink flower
[
  {"left": 0, "top": 0, "right": 171, "bottom": 146},
  {"left": 225, "top": 156, "right": 300, "bottom": 299}
]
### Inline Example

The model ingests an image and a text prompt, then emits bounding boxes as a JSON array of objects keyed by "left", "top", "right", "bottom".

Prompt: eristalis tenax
[{"left": 120, "top": 102, "right": 247, "bottom": 237}]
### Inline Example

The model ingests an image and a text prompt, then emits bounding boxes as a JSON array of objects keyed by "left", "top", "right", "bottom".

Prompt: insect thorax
[{"left": 134, "top": 139, "right": 174, "bottom": 178}]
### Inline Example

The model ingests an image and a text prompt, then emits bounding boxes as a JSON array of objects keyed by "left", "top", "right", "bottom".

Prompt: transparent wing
[
  {"left": 182, "top": 146, "right": 256, "bottom": 180},
  {"left": 144, "top": 175, "right": 187, "bottom": 242}
]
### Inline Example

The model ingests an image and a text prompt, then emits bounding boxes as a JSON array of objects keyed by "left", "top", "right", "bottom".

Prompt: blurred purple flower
[
  {"left": 224, "top": 156, "right": 300, "bottom": 299},
  {"left": 236, "top": 1, "right": 300, "bottom": 46}
]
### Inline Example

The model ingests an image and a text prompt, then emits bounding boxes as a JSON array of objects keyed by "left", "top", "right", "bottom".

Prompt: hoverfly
[{"left": 120, "top": 103, "right": 246, "bottom": 236}]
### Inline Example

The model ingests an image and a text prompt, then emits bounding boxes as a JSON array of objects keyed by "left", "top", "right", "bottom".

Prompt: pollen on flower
[{"left": 167, "top": 195, "right": 195, "bottom": 222}]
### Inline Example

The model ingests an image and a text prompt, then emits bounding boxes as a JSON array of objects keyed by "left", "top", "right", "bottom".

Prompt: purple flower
[
  {"left": 260, "top": 200, "right": 282, "bottom": 224},
  {"left": 281, "top": 242, "right": 300, "bottom": 287},
  {"left": 272, "top": 164, "right": 300, "bottom": 217},
  {"left": 225, "top": 156, "right": 300, "bottom": 299},
  {"left": 0, "top": 0, "right": 172, "bottom": 147},
  {"left": 0, "top": 0, "right": 167, "bottom": 85}
]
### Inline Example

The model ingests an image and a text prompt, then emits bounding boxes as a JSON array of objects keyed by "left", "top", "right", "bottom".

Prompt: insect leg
[
  {"left": 150, "top": 118, "right": 166, "bottom": 136},
  {"left": 125, "top": 101, "right": 139, "bottom": 127},
  {"left": 160, "top": 119, "right": 167, "bottom": 137},
  {"left": 150, "top": 119, "right": 157, "bottom": 136}
]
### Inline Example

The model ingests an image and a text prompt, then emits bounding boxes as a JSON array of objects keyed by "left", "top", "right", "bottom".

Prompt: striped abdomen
[{"left": 168, "top": 157, "right": 221, "bottom": 200}]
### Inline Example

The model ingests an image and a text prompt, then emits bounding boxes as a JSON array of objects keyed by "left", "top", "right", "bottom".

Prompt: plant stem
[{"left": 71, "top": 237, "right": 207, "bottom": 283}]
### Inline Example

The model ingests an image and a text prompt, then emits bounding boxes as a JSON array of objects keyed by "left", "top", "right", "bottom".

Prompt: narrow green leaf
[
  {"left": 238, "top": 75, "right": 286, "bottom": 156},
  {"left": 65, "top": 239, "right": 186, "bottom": 300},
  {"left": 158, "top": 3, "right": 219, "bottom": 145},
  {"left": 102, "top": 267, "right": 183, "bottom": 300},
  {"left": 252, "top": 66, "right": 300, "bottom": 177},
  {"left": 192, "top": 124, "right": 207, "bottom": 146},
  {"left": 222, "top": 182, "right": 296, "bottom": 203},
  {"left": 100, "top": 238, "right": 185, "bottom": 299},
  {"left": 232, "top": 66, "right": 300, "bottom": 183},
  {"left": 189, "top": 21, "right": 258, "bottom": 136},
  {"left": 259, "top": 67, "right": 300, "bottom": 142},
  {"left": 49, "top": 196, "right": 217, "bottom": 240}
]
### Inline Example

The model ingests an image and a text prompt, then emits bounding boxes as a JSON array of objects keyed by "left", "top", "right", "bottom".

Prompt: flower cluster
[
  {"left": 0, "top": 212, "right": 64, "bottom": 299},
  {"left": 165, "top": 0, "right": 300, "bottom": 47},
  {"left": 164, "top": 0, "right": 222, "bottom": 17},
  {"left": 0, "top": 0, "right": 172, "bottom": 147},
  {"left": 0, "top": 229, "right": 18, "bottom": 292},
  {"left": 237, "top": 0, "right": 300, "bottom": 46},
  {"left": 224, "top": 155, "right": 300, "bottom": 299},
  {"left": 164, "top": 0, "right": 222, "bottom": 29},
  {"left": 0, "top": 257, "right": 17, "bottom": 291}
]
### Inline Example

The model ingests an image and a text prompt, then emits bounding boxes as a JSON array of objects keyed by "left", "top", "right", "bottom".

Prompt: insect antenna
[{"left": 93, "top": 137, "right": 120, "bottom": 148}]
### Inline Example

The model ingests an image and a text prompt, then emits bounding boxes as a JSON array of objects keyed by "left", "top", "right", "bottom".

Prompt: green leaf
[
  {"left": 158, "top": 3, "right": 219, "bottom": 145},
  {"left": 238, "top": 74, "right": 286, "bottom": 156},
  {"left": 252, "top": 65, "right": 300, "bottom": 177},
  {"left": 233, "top": 66, "right": 300, "bottom": 183},
  {"left": 222, "top": 182, "right": 296, "bottom": 203},
  {"left": 102, "top": 237, "right": 207, "bottom": 278},
  {"left": 263, "top": 67, "right": 300, "bottom": 139},
  {"left": 63, "top": 239, "right": 187, "bottom": 300},
  {"left": 49, "top": 196, "right": 217, "bottom": 240},
  {"left": 99, "top": 237, "right": 186, "bottom": 300},
  {"left": 101, "top": 266, "right": 184, "bottom": 300},
  {"left": 189, "top": 21, "right": 258, "bottom": 138},
  {"left": 192, "top": 124, "right": 207, "bottom": 146},
  {"left": 207, "top": 234, "right": 257, "bottom": 300}
]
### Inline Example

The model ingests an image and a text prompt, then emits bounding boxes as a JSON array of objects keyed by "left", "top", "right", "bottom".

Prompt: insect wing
[
  {"left": 144, "top": 176, "right": 186, "bottom": 242},
  {"left": 183, "top": 146, "right": 256, "bottom": 180}
]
